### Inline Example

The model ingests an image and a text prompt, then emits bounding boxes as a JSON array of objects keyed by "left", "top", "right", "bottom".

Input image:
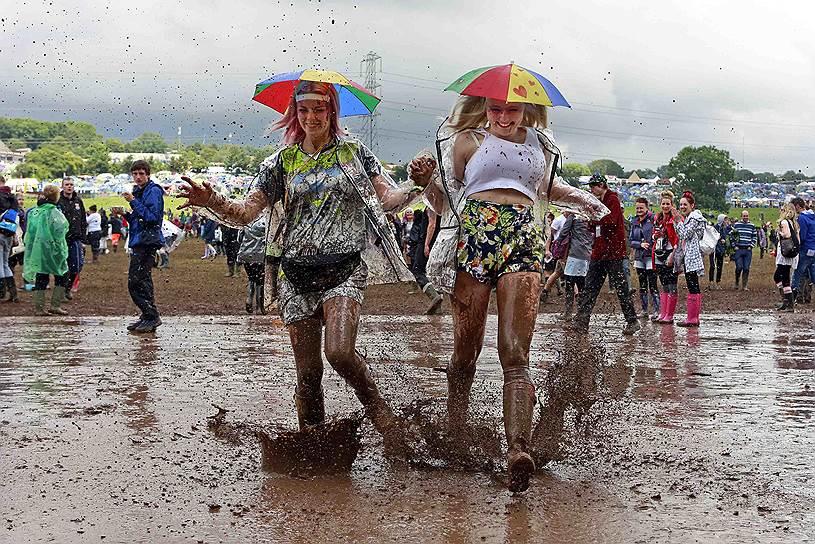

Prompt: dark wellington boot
[
  {"left": 447, "top": 364, "right": 475, "bottom": 434},
  {"left": 294, "top": 387, "right": 325, "bottom": 430},
  {"left": 504, "top": 377, "right": 536, "bottom": 493},
  {"left": 255, "top": 283, "right": 266, "bottom": 314},
  {"left": 246, "top": 281, "right": 255, "bottom": 314}
]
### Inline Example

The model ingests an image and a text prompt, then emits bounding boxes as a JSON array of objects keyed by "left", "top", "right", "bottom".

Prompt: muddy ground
[
  {"left": 2, "top": 311, "right": 814, "bottom": 543},
  {"left": 1, "top": 238, "right": 803, "bottom": 317}
]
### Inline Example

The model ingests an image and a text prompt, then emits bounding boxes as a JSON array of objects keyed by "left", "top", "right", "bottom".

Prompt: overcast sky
[{"left": 1, "top": 0, "right": 814, "bottom": 173}]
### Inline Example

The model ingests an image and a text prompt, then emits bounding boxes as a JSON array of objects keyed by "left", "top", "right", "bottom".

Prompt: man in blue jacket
[
  {"left": 792, "top": 197, "right": 815, "bottom": 299},
  {"left": 123, "top": 160, "right": 165, "bottom": 333}
]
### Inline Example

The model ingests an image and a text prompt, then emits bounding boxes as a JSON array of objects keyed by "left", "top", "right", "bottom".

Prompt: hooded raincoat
[{"left": 23, "top": 203, "right": 69, "bottom": 282}]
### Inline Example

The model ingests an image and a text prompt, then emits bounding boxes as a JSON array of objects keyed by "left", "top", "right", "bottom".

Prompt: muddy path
[{"left": 1, "top": 314, "right": 813, "bottom": 542}]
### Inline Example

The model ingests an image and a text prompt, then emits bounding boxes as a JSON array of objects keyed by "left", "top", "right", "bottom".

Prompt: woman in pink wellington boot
[
  {"left": 675, "top": 191, "right": 706, "bottom": 327},
  {"left": 652, "top": 190, "right": 680, "bottom": 324}
]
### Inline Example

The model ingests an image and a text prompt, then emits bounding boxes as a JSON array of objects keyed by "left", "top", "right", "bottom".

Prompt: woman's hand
[
  {"left": 408, "top": 157, "right": 436, "bottom": 187},
  {"left": 178, "top": 176, "right": 214, "bottom": 209}
]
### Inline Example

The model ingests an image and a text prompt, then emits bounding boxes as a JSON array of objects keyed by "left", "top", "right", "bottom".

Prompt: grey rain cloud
[{"left": 1, "top": 0, "right": 813, "bottom": 173}]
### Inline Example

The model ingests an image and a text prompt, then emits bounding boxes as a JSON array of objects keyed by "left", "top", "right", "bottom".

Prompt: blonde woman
[
  {"left": 774, "top": 203, "right": 799, "bottom": 312},
  {"left": 422, "top": 95, "right": 607, "bottom": 492}
]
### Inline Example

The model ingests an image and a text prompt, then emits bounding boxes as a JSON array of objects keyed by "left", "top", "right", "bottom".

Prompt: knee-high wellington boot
[{"left": 503, "top": 368, "right": 536, "bottom": 493}]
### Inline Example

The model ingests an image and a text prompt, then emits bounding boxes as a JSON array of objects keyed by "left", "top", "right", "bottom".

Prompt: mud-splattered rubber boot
[
  {"left": 447, "top": 363, "right": 475, "bottom": 439},
  {"left": 503, "top": 370, "right": 536, "bottom": 493},
  {"left": 294, "top": 387, "right": 325, "bottom": 430},
  {"left": 423, "top": 284, "right": 444, "bottom": 315},
  {"left": 33, "top": 290, "right": 47, "bottom": 316},
  {"left": 246, "top": 281, "right": 255, "bottom": 314},
  {"left": 48, "top": 286, "right": 69, "bottom": 315},
  {"left": 255, "top": 283, "right": 266, "bottom": 314}
]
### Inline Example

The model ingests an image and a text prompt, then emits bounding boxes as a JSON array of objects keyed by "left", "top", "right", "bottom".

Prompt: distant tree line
[{"left": 0, "top": 117, "right": 274, "bottom": 180}]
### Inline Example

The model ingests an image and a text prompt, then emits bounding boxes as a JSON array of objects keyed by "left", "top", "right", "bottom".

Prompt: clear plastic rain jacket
[
  {"left": 424, "top": 126, "right": 609, "bottom": 293},
  {"left": 23, "top": 203, "right": 69, "bottom": 281},
  {"left": 201, "top": 138, "right": 423, "bottom": 309}
]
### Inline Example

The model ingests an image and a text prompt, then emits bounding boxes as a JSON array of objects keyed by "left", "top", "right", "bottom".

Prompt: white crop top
[{"left": 462, "top": 128, "right": 547, "bottom": 202}]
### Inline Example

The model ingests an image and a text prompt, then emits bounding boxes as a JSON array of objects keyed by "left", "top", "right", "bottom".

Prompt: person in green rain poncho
[{"left": 23, "top": 185, "right": 70, "bottom": 316}]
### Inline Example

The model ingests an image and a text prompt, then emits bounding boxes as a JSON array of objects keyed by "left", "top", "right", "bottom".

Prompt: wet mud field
[{"left": 2, "top": 313, "right": 814, "bottom": 543}]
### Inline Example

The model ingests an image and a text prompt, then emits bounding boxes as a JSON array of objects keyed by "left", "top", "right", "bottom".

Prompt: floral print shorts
[{"left": 456, "top": 199, "right": 544, "bottom": 285}]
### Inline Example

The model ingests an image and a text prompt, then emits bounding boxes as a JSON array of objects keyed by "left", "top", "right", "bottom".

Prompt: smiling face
[
  {"left": 635, "top": 202, "right": 648, "bottom": 217},
  {"left": 679, "top": 197, "right": 694, "bottom": 215},
  {"left": 485, "top": 99, "right": 524, "bottom": 138},
  {"left": 297, "top": 99, "right": 332, "bottom": 142},
  {"left": 741, "top": 210, "right": 749, "bottom": 222},
  {"left": 660, "top": 197, "right": 672, "bottom": 214}
]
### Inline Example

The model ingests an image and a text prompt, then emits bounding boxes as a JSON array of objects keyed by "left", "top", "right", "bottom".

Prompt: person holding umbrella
[
  {"left": 179, "top": 74, "right": 434, "bottom": 447},
  {"left": 424, "top": 63, "right": 608, "bottom": 492}
]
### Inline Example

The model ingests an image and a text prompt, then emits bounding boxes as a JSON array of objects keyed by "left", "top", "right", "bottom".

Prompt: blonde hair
[
  {"left": 42, "top": 185, "right": 60, "bottom": 203},
  {"left": 780, "top": 203, "right": 797, "bottom": 224},
  {"left": 660, "top": 190, "right": 675, "bottom": 204},
  {"left": 445, "top": 96, "right": 548, "bottom": 132}
]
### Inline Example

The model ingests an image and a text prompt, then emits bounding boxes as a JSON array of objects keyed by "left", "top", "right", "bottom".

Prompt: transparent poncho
[{"left": 422, "top": 123, "right": 610, "bottom": 293}]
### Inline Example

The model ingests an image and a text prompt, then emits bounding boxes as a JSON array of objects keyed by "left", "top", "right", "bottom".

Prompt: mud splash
[{"left": 2, "top": 313, "right": 814, "bottom": 542}]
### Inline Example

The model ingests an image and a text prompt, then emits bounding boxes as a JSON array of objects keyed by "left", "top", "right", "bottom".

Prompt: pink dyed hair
[{"left": 271, "top": 81, "right": 345, "bottom": 145}]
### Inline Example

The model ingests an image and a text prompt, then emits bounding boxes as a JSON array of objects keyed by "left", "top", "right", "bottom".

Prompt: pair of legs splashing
[
  {"left": 448, "top": 271, "right": 540, "bottom": 493},
  {"left": 288, "top": 297, "right": 401, "bottom": 448}
]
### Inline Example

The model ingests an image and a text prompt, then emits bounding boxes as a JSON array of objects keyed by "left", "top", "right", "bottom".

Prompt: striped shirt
[{"left": 732, "top": 220, "right": 757, "bottom": 248}]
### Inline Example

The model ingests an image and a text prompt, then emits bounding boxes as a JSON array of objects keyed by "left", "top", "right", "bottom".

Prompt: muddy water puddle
[{"left": 1, "top": 314, "right": 813, "bottom": 542}]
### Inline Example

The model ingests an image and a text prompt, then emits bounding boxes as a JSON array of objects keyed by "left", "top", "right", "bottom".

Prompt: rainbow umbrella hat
[
  {"left": 252, "top": 69, "right": 380, "bottom": 117},
  {"left": 445, "top": 63, "right": 570, "bottom": 107}
]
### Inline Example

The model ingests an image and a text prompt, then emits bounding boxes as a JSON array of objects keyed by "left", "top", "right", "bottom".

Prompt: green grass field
[{"left": 21, "top": 194, "right": 189, "bottom": 215}]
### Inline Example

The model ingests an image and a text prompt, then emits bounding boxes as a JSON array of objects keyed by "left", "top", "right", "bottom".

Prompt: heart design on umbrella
[
  {"left": 528, "top": 80, "right": 537, "bottom": 86},
  {"left": 513, "top": 85, "right": 527, "bottom": 98}
]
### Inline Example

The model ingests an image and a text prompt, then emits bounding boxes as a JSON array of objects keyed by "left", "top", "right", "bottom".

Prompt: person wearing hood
[
  {"left": 629, "top": 197, "right": 658, "bottom": 319},
  {"left": 791, "top": 197, "right": 815, "bottom": 300},
  {"left": 23, "top": 185, "right": 69, "bottom": 315},
  {"left": 674, "top": 191, "right": 706, "bottom": 327},
  {"left": 237, "top": 214, "right": 267, "bottom": 314},
  {"left": 709, "top": 214, "right": 731, "bottom": 289}
]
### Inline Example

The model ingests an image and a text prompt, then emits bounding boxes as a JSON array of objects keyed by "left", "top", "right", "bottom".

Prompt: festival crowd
[{"left": 3, "top": 78, "right": 815, "bottom": 495}]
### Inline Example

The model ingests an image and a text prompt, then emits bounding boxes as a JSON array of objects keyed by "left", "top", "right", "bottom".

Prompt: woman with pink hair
[{"left": 180, "top": 80, "right": 435, "bottom": 445}]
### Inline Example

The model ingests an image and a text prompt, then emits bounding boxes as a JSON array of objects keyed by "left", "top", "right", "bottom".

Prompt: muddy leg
[
  {"left": 289, "top": 317, "right": 325, "bottom": 429},
  {"left": 496, "top": 272, "right": 540, "bottom": 493},
  {"left": 322, "top": 297, "right": 396, "bottom": 436},
  {"left": 449, "top": 272, "right": 491, "bottom": 432}
]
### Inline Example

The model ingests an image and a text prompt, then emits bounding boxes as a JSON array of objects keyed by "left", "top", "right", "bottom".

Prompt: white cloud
[{"left": 1, "top": 0, "right": 813, "bottom": 171}]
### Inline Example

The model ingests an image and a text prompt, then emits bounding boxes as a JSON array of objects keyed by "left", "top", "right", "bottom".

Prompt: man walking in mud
[
  {"left": 732, "top": 210, "right": 757, "bottom": 290},
  {"left": 570, "top": 173, "right": 640, "bottom": 335},
  {"left": 56, "top": 177, "right": 87, "bottom": 301},
  {"left": 123, "top": 160, "right": 165, "bottom": 333},
  {"left": 792, "top": 197, "right": 815, "bottom": 300}
]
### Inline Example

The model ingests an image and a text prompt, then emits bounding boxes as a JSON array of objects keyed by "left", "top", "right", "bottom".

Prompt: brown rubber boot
[
  {"left": 294, "top": 387, "right": 325, "bottom": 430},
  {"left": 503, "top": 372, "right": 536, "bottom": 493},
  {"left": 447, "top": 364, "right": 475, "bottom": 434}
]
